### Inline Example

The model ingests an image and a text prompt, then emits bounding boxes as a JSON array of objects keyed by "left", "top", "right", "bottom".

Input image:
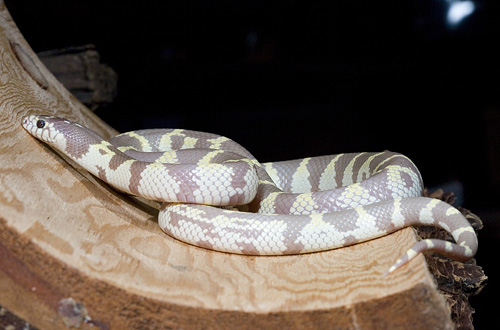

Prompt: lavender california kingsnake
[{"left": 22, "top": 115, "right": 478, "bottom": 275}]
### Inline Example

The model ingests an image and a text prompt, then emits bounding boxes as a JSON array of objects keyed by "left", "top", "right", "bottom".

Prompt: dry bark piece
[
  {"left": 37, "top": 45, "right": 117, "bottom": 111},
  {"left": 0, "top": 305, "right": 40, "bottom": 330},
  {"left": 420, "top": 188, "right": 487, "bottom": 330}
]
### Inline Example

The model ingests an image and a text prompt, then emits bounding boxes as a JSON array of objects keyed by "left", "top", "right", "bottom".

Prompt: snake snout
[{"left": 21, "top": 115, "right": 33, "bottom": 128}]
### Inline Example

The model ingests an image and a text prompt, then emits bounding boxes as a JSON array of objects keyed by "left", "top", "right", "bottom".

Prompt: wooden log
[
  {"left": 0, "top": 3, "right": 455, "bottom": 329},
  {"left": 37, "top": 45, "right": 117, "bottom": 111}
]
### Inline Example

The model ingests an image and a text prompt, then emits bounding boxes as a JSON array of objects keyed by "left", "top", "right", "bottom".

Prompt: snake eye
[{"left": 36, "top": 119, "right": 46, "bottom": 128}]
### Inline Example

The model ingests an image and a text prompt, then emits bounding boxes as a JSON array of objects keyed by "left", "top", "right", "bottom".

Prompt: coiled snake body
[{"left": 22, "top": 115, "right": 478, "bottom": 274}]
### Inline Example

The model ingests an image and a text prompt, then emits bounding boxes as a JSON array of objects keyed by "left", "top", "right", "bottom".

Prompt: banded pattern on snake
[{"left": 22, "top": 115, "right": 478, "bottom": 275}]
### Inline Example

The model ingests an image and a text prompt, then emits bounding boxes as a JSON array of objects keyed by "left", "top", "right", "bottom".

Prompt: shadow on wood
[{"left": 0, "top": 3, "right": 454, "bottom": 329}]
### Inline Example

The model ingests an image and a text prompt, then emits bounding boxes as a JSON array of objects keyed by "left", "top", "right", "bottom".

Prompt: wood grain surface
[{"left": 0, "top": 2, "right": 454, "bottom": 329}]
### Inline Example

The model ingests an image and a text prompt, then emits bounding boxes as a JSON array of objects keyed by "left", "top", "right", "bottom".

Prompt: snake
[{"left": 22, "top": 115, "right": 478, "bottom": 275}]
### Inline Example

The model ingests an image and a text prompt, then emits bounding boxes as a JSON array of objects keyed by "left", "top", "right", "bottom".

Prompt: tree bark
[{"left": 0, "top": 3, "right": 456, "bottom": 329}]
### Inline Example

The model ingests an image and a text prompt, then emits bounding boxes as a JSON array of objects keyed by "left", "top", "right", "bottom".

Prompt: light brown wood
[{"left": 0, "top": 3, "right": 454, "bottom": 329}]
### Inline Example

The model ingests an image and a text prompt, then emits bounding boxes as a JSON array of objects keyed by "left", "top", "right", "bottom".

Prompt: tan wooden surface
[{"left": 0, "top": 3, "right": 454, "bottom": 329}]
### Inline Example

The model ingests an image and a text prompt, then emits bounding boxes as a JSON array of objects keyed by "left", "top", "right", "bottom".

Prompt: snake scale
[{"left": 22, "top": 115, "right": 478, "bottom": 275}]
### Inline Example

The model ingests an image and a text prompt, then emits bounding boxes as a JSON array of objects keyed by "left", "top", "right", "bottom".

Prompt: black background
[{"left": 5, "top": 1, "right": 499, "bottom": 328}]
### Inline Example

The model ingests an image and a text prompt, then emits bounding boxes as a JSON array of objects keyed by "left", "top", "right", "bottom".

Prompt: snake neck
[{"left": 50, "top": 124, "right": 136, "bottom": 181}]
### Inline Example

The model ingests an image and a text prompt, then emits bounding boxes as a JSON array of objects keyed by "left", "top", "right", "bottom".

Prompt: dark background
[{"left": 5, "top": 1, "right": 499, "bottom": 328}]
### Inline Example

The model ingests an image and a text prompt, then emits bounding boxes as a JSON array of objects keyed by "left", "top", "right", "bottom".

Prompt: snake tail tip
[{"left": 383, "top": 254, "right": 412, "bottom": 276}]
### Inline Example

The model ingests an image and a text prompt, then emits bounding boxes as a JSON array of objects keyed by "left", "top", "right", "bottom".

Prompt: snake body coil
[{"left": 22, "top": 115, "right": 478, "bottom": 275}]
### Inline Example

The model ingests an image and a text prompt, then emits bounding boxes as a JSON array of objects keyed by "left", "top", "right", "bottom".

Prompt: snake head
[
  {"left": 22, "top": 115, "right": 68, "bottom": 147},
  {"left": 21, "top": 115, "right": 103, "bottom": 159}
]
